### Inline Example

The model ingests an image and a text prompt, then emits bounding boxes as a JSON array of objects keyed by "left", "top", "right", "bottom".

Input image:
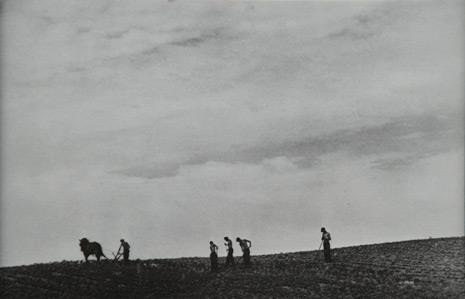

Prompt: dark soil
[{"left": 1, "top": 237, "right": 464, "bottom": 298}]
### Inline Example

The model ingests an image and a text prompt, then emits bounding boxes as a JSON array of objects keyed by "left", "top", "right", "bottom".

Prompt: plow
[{"left": 112, "top": 251, "right": 123, "bottom": 261}]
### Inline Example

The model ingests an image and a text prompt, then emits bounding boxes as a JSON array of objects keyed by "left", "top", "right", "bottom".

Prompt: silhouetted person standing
[
  {"left": 321, "top": 228, "right": 331, "bottom": 262},
  {"left": 210, "top": 241, "right": 218, "bottom": 272},
  {"left": 236, "top": 237, "right": 252, "bottom": 267},
  {"left": 224, "top": 237, "right": 235, "bottom": 267},
  {"left": 118, "top": 239, "right": 130, "bottom": 264}
]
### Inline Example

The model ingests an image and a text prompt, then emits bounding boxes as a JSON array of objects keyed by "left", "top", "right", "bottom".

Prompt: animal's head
[{"left": 79, "top": 238, "right": 89, "bottom": 249}]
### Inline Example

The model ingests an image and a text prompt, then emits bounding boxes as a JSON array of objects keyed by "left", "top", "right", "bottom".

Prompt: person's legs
[
  {"left": 230, "top": 249, "right": 235, "bottom": 266},
  {"left": 323, "top": 242, "right": 331, "bottom": 262},
  {"left": 124, "top": 251, "right": 129, "bottom": 264},
  {"left": 242, "top": 249, "right": 248, "bottom": 265},
  {"left": 226, "top": 251, "right": 233, "bottom": 266},
  {"left": 210, "top": 253, "right": 218, "bottom": 272}
]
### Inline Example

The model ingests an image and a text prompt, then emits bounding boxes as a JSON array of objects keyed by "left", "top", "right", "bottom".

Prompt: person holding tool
[
  {"left": 209, "top": 241, "right": 219, "bottom": 272},
  {"left": 236, "top": 237, "right": 252, "bottom": 267},
  {"left": 224, "top": 237, "right": 235, "bottom": 267},
  {"left": 117, "top": 239, "right": 131, "bottom": 264},
  {"left": 320, "top": 227, "right": 331, "bottom": 262}
]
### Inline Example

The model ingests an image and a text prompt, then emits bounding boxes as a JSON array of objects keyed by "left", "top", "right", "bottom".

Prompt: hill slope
[{"left": 1, "top": 237, "right": 464, "bottom": 298}]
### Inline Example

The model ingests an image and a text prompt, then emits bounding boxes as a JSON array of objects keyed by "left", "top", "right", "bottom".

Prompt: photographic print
[{"left": 1, "top": 0, "right": 464, "bottom": 297}]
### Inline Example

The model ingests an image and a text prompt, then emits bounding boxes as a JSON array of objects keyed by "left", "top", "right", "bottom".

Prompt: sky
[{"left": 0, "top": 0, "right": 463, "bottom": 267}]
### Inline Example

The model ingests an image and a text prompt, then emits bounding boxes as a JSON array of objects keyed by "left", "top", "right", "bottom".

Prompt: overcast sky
[{"left": 1, "top": 0, "right": 463, "bottom": 267}]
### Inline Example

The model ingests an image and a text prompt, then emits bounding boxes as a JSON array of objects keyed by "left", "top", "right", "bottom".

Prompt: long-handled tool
[{"left": 315, "top": 240, "right": 323, "bottom": 259}]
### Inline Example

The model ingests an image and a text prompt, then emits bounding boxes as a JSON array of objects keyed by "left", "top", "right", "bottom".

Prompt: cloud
[
  {"left": 325, "top": 4, "right": 393, "bottom": 41},
  {"left": 170, "top": 29, "right": 222, "bottom": 47},
  {"left": 117, "top": 113, "right": 462, "bottom": 178}
]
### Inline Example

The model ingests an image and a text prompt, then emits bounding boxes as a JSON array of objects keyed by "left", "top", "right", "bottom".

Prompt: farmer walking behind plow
[{"left": 117, "top": 239, "right": 131, "bottom": 264}]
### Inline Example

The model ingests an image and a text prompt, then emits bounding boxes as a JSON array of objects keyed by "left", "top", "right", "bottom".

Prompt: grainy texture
[{"left": 1, "top": 237, "right": 464, "bottom": 298}]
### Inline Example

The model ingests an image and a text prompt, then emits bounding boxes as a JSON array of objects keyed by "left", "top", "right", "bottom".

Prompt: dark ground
[{"left": 1, "top": 237, "right": 464, "bottom": 298}]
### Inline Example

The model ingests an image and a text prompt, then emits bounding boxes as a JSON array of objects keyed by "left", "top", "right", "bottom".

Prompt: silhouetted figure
[
  {"left": 209, "top": 241, "right": 219, "bottom": 272},
  {"left": 118, "top": 239, "right": 130, "bottom": 264},
  {"left": 236, "top": 237, "right": 252, "bottom": 267},
  {"left": 79, "top": 238, "right": 107, "bottom": 262},
  {"left": 224, "top": 237, "right": 235, "bottom": 267},
  {"left": 321, "top": 227, "right": 331, "bottom": 262}
]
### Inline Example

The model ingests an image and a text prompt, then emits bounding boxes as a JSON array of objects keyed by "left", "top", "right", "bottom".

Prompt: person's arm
[{"left": 246, "top": 240, "right": 252, "bottom": 248}]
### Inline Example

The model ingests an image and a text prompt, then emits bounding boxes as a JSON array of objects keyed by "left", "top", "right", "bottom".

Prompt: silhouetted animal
[{"left": 79, "top": 238, "right": 107, "bottom": 262}]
